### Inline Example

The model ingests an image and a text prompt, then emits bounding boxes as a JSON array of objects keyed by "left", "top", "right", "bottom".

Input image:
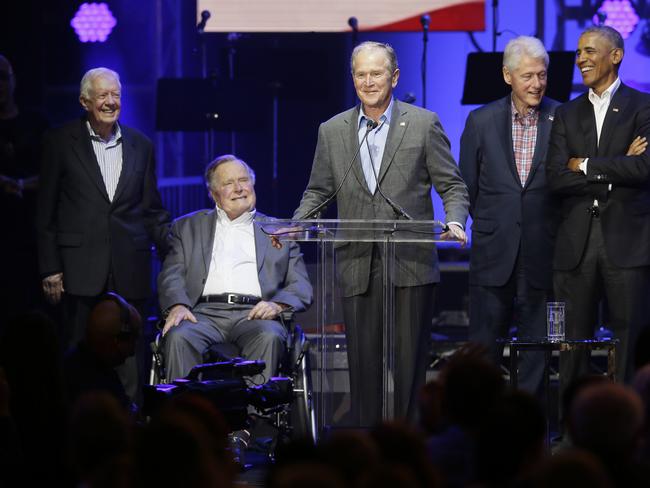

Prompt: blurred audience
[
  {"left": 426, "top": 344, "right": 506, "bottom": 487},
  {"left": 0, "top": 311, "right": 70, "bottom": 485},
  {"left": 528, "top": 448, "right": 613, "bottom": 488},
  {"left": 319, "top": 429, "right": 381, "bottom": 486},
  {"left": 64, "top": 293, "right": 141, "bottom": 410},
  {"left": 568, "top": 381, "right": 650, "bottom": 486},
  {"left": 67, "top": 391, "right": 133, "bottom": 488},
  {"left": 133, "top": 393, "right": 233, "bottom": 488},
  {"left": 475, "top": 390, "right": 547, "bottom": 487},
  {"left": 633, "top": 364, "right": 650, "bottom": 463},
  {"left": 371, "top": 421, "right": 441, "bottom": 487}
]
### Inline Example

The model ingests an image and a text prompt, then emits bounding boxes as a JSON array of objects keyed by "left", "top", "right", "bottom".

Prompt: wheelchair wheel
[{"left": 288, "top": 325, "right": 317, "bottom": 443}]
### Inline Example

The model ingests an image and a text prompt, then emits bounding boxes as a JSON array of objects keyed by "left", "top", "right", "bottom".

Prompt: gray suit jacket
[
  {"left": 294, "top": 100, "right": 469, "bottom": 296},
  {"left": 158, "top": 209, "right": 313, "bottom": 313}
]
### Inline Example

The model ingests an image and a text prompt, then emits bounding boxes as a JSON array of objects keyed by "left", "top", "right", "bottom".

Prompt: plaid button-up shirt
[{"left": 511, "top": 99, "right": 539, "bottom": 186}]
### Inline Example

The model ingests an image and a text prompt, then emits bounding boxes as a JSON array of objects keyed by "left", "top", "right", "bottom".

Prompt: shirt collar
[
  {"left": 358, "top": 98, "right": 393, "bottom": 130},
  {"left": 216, "top": 206, "right": 256, "bottom": 225},
  {"left": 510, "top": 96, "right": 539, "bottom": 120},
  {"left": 588, "top": 77, "right": 621, "bottom": 104},
  {"left": 86, "top": 120, "right": 122, "bottom": 143}
]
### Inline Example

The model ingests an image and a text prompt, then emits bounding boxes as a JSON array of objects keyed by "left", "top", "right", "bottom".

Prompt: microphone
[
  {"left": 364, "top": 122, "right": 413, "bottom": 220},
  {"left": 197, "top": 10, "right": 211, "bottom": 33},
  {"left": 420, "top": 14, "right": 430, "bottom": 31},
  {"left": 301, "top": 119, "right": 379, "bottom": 220},
  {"left": 348, "top": 17, "right": 359, "bottom": 32}
]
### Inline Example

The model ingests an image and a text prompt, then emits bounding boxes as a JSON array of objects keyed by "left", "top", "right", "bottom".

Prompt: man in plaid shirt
[{"left": 459, "top": 36, "right": 560, "bottom": 394}]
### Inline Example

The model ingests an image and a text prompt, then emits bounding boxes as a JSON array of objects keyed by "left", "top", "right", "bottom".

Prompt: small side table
[{"left": 501, "top": 338, "right": 618, "bottom": 445}]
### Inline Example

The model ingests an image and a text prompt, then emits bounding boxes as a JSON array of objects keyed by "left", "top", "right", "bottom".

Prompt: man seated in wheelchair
[{"left": 158, "top": 154, "right": 313, "bottom": 385}]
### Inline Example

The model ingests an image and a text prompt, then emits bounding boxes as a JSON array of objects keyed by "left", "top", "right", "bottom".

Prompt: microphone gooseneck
[
  {"left": 301, "top": 119, "right": 378, "bottom": 220},
  {"left": 364, "top": 121, "right": 413, "bottom": 220}
]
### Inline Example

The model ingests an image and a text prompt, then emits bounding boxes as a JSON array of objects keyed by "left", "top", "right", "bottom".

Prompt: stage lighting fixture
[
  {"left": 70, "top": 3, "right": 117, "bottom": 43},
  {"left": 592, "top": 0, "right": 639, "bottom": 39}
]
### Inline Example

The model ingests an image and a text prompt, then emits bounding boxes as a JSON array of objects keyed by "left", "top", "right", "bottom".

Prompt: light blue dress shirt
[{"left": 358, "top": 99, "right": 393, "bottom": 194}]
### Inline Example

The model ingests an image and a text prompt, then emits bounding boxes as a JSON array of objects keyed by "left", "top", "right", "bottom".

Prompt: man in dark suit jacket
[
  {"left": 460, "top": 36, "right": 560, "bottom": 394},
  {"left": 292, "top": 41, "right": 469, "bottom": 425},
  {"left": 36, "top": 67, "right": 170, "bottom": 400},
  {"left": 546, "top": 26, "right": 650, "bottom": 389},
  {"left": 159, "top": 155, "right": 312, "bottom": 382}
]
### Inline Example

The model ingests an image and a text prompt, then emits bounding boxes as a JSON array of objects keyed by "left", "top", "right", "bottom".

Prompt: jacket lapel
[
  {"left": 497, "top": 97, "right": 521, "bottom": 185},
  {"left": 597, "top": 84, "right": 630, "bottom": 156},
  {"left": 71, "top": 118, "right": 110, "bottom": 202},
  {"left": 111, "top": 125, "right": 133, "bottom": 205},
  {"left": 578, "top": 95, "right": 598, "bottom": 156},
  {"left": 377, "top": 100, "right": 407, "bottom": 185},
  {"left": 525, "top": 98, "right": 554, "bottom": 188},
  {"left": 344, "top": 106, "right": 370, "bottom": 193},
  {"left": 201, "top": 209, "right": 217, "bottom": 275},
  {"left": 253, "top": 220, "right": 269, "bottom": 272}
]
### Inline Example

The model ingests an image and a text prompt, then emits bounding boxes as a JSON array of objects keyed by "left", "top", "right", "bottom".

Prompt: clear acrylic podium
[{"left": 257, "top": 217, "right": 447, "bottom": 434}]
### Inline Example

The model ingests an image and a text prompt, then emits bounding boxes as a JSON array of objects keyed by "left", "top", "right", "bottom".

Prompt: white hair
[
  {"left": 80, "top": 67, "right": 121, "bottom": 99},
  {"left": 503, "top": 36, "right": 549, "bottom": 72},
  {"left": 351, "top": 41, "right": 399, "bottom": 74}
]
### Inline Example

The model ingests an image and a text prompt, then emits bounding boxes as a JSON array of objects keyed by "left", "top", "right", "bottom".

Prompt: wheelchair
[{"left": 148, "top": 311, "right": 317, "bottom": 444}]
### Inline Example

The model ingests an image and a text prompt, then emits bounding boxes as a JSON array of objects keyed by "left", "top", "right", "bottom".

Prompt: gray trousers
[
  {"left": 162, "top": 302, "right": 287, "bottom": 384},
  {"left": 342, "top": 247, "right": 436, "bottom": 427}
]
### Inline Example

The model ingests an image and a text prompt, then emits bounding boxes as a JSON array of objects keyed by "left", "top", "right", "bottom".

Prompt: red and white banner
[{"left": 197, "top": 0, "right": 485, "bottom": 32}]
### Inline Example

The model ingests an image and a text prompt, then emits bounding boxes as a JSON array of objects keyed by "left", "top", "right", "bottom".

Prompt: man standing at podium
[
  {"left": 292, "top": 41, "right": 469, "bottom": 425},
  {"left": 459, "top": 36, "right": 559, "bottom": 394}
]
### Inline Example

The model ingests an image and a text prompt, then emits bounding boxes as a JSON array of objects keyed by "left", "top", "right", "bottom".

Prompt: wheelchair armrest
[{"left": 280, "top": 309, "right": 295, "bottom": 324}]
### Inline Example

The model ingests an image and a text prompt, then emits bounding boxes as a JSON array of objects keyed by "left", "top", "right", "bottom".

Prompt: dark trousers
[
  {"left": 555, "top": 217, "right": 650, "bottom": 407},
  {"left": 342, "top": 249, "right": 436, "bottom": 427},
  {"left": 64, "top": 293, "right": 147, "bottom": 406},
  {"left": 469, "top": 252, "right": 550, "bottom": 394}
]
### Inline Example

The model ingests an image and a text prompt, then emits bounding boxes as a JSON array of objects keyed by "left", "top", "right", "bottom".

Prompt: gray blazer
[
  {"left": 294, "top": 100, "right": 469, "bottom": 296},
  {"left": 158, "top": 209, "right": 313, "bottom": 312}
]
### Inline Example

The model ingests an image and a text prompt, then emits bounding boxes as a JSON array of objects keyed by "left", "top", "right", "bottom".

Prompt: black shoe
[{"left": 228, "top": 429, "right": 251, "bottom": 469}]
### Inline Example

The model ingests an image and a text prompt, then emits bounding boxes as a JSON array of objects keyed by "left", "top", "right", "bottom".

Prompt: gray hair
[
  {"left": 503, "top": 36, "right": 549, "bottom": 72},
  {"left": 351, "top": 41, "right": 399, "bottom": 74},
  {"left": 80, "top": 67, "right": 121, "bottom": 100},
  {"left": 582, "top": 25, "right": 625, "bottom": 51},
  {"left": 205, "top": 154, "right": 256, "bottom": 190}
]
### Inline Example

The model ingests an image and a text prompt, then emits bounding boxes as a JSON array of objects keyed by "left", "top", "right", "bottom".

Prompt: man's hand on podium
[
  {"left": 269, "top": 226, "right": 303, "bottom": 249},
  {"left": 441, "top": 223, "right": 467, "bottom": 247}
]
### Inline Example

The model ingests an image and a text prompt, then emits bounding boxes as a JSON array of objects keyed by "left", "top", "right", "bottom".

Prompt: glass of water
[{"left": 547, "top": 302, "right": 565, "bottom": 342}]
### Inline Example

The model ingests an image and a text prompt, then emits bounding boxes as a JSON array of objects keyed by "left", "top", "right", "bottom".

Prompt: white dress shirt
[
  {"left": 87, "top": 121, "right": 123, "bottom": 202},
  {"left": 201, "top": 207, "right": 262, "bottom": 297},
  {"left": 579, "top": 77, "right": 621, "bottom": 175}
]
